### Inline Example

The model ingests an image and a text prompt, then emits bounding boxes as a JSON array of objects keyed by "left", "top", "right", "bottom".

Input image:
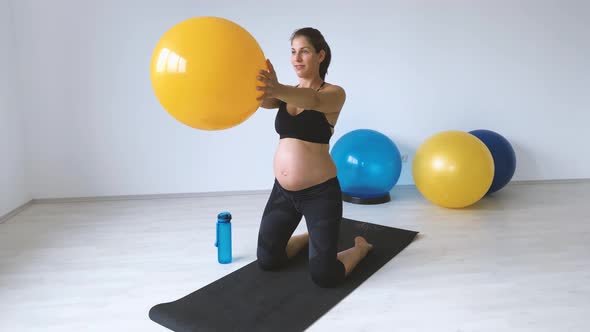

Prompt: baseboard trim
[
  {"left": 510, "top": 178, "right": 590, "bottom": 185},
  {"left": 15, "top": 177, "right": 590, "bottom": 206},
  {"left": 0, "top": 200, "right": 34, "bottom": 224},
  {"left": 31, "top": 189, "right": 272, "bottom": 205},
  {"left": 391, "top": 177, "right": 590, "bottom": 190}
]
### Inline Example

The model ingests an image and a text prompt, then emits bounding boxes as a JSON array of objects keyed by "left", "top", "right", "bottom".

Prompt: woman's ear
[{"left": 318, "top": 49, "right": 326, "bottom": 63}]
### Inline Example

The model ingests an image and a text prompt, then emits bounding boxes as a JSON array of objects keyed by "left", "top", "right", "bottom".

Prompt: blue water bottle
[{"left": 215, "top": 212, "right": 232, "bottom": 264}]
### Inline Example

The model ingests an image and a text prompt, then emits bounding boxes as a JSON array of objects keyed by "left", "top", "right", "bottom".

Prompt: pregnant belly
[{"left": 273, "top": 139, "right": 337, "bottom": 191}]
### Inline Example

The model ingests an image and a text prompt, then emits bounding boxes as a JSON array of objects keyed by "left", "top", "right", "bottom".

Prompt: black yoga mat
[{"left": 149, "top": 217, "right": 418, "bottom": 332}]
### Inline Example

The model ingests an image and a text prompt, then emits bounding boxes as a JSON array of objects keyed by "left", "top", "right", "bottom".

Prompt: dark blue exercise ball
[
  {"left": 469, "top": 129, "right": 516, "bottom": 194},
  {"left": 331, "top": 129, "right": 402, "bottom": 204}
]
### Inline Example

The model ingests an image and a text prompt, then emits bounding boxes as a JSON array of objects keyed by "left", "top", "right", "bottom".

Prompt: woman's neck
[{"left": 297, "top": 76, "right": 324, "bottom": 90}]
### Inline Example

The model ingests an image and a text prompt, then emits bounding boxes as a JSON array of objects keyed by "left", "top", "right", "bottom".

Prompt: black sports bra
[{"left": 274, "top": 82, "right": 334, "bottom": 144}]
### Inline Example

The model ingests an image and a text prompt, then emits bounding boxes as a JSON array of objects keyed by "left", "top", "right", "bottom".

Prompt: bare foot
[
  {"left": 337, "top": 236, "right": 374, "bottom": 276},
  {"left": 354, "top": 236, "right": 374, "bottom": 258},
  {"left": 286, "top": 232, "right": 309, "bottom": 258}
]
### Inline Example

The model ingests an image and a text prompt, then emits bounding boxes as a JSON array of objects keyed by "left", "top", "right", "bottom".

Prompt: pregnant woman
[{"left": 255, "top": 27, "right": 373, "bottom": 288}]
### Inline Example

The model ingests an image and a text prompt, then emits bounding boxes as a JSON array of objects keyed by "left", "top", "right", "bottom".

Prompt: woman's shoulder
[
  {"left": 320, "top": 82, "right": 346, "bottom": 102},
  {"left": 321, "top": 82, "right": 345, "bottom": 93}
]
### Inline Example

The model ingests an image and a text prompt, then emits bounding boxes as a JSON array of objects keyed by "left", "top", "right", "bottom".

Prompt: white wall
[
  {"left": 11, "top": 0, "right": 590, "bottom": 199},
  {"left": 0, "top": 0, "right": 29, "bottom": 216}
]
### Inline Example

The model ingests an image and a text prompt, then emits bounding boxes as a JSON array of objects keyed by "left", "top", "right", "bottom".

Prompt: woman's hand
[{"left": 256, "top": 59, "right": 283, "bottom": 101}]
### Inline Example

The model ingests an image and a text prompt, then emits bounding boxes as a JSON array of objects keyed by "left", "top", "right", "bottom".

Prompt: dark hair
[{"left": 290, "top": 27, "right": 331, "bottom": 80}]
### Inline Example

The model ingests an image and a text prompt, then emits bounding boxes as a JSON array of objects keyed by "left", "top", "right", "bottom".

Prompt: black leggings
[{"left": 257, "top": 177, "right": 346, "bottom": 288}]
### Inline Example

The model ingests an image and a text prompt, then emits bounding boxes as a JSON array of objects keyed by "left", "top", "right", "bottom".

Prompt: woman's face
[{"left": 291, "top": 36, "right": 324, "bottom": 78}]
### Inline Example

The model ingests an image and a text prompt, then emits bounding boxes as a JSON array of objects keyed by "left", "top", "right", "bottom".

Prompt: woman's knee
[
  {"left": 257, "top": 257, "right": 278, "bottom": 271},
  {"left": 309, "top": 258, "right": 345, "bottom": 288},
  {"left": 257, "top": 246, "right": 285, "bottom": 271}
]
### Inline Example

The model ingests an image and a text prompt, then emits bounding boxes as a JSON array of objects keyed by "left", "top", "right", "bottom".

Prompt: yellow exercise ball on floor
[
  {"left": 150, "top": 17, "right": 266, "bottom": 130},
  {"left": 412, "top": 130, "right": 494, "bottom": 208}
]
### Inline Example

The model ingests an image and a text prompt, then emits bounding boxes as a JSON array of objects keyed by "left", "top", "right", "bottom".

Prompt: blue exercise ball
[
  {"left": 331, "top": 129, "right": 402, "bottom": 204},
  {"left": 469, "top": 129, "right": 516, "bottom": 194}
]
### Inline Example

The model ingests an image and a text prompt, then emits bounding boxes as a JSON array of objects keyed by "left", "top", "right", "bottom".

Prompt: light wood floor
[{"left": 1, "top": 181, "right": 589, "bottom": 331}]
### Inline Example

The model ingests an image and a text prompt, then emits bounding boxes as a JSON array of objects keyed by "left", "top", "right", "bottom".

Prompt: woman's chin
[{"left": 294, "top": 70, "right": 310, "bottom": 78}]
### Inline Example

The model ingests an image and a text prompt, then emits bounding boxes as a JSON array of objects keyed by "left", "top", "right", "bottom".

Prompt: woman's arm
[
  {"left": 256, "top": 59, "right": 346, "bottom": 113},
  {"left": 273, "top": 84, "right": 346, "bottom": 114},
  {"left": 259, "top": 97, "right": 281, "bottom": 109}
]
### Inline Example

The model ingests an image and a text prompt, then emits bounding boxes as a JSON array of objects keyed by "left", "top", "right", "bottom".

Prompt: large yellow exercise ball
[
  {"left": 412, "top": 130, "right": 495, "bottom": 208},
  {"left": 150, "top": 17, "right": 266, "bottom": 130}
]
